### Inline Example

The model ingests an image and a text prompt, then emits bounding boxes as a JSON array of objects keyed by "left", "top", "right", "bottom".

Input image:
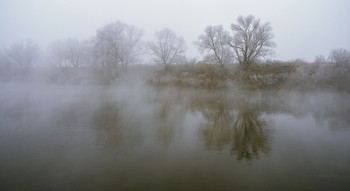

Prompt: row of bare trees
[
  {"left": 150, "top": 15, "right": 276, "bottom": 71},
  {"left": 195, "top": 15, "right": 275, "bottom": 70},
  {"left": 0, "top": 21, "right": 146, "bottom": 81},
  {"left": 288, "top": 48, "right": 350, "bottom": 91},
  {"left": 0, "top": 15, "right": 275, "bottom": 78},
  {"left": 1, "top": 15, "right": 348, "bottom": 88}
]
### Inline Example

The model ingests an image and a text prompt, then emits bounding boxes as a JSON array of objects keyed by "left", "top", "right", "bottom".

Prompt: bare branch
[
  {"left": 195, "top": 25, "right": 233, "bottom": 67},
  {"left": 229, "top": 15, "right": 276, "bottom": 70},
  {"left": 149, "top": 28, "right": 187, "bottom": 70}
]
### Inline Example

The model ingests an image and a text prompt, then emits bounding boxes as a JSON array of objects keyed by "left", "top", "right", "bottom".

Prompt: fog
[
  {"left": 1, "top": 71, "right": 350, "bottom": 189},
  {"left": 1, "top": 1, "right": 350, "bottom": 190},
  {"left": 1, "top": 0, "right": 350, "bottom": 61}
]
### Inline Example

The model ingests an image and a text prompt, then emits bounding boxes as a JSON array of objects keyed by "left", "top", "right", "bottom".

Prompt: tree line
[
  {"left": 0, "top": 15, "right": 349, "bottom": 90},
  {"left": 0, "top": 16, "right": 274, "bottom": 75}
]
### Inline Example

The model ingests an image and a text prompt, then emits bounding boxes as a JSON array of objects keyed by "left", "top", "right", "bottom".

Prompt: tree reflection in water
[
  {"left": 91, "top": 100, "right": 123, "bottom": 147},
  {"left": 90, "top": 87, "right": 271, "bottom": 161},
  {"left": 156, "top": 103, "right": 174, "bottom": 145},
  {"left": 197, "top": 92, "right": 270, "bottom": 161},
  {"left": 200, "top": 96, "right": 235, "bottom": 151},
  {"left": 232, "top": 107, "right": 269, "bottom": 160},
  {"left": 152, "top": 88, "right": 187, "bottom": 146},
  {"left": 89, "top": 95, "right": 145, "bottom": 149}
]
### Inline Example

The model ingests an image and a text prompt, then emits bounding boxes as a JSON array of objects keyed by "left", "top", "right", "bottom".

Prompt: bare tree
[
  {"left": 79, "top": 39, "right": 95, "bottom": 67},
  {"left": 229, "top": 15, "right": 275, "bottom": 70},
  {"left": 314, "top": 55, "right": 327, "bottom": 65},
  {"left": 4, "top": 40, "right": 39, "bottom": 75},
  {"left": 93, "top": 21, "right": 143, "bottom": 71},
  {"left": 149, "top": 28, "right": 187, "bottom": 70},
  {"left": 328, "top": 48, "right": 350, "bottom": 66},
  {"left": 49, "top": 38, "right": 85, "bottom": 70},
  {"left": 327, "top": 49, "right": 350, "bottom": 87},
  {"left": 290, "top": 49, "right": 350, "bottom": 90},
  {"left": 195, "top": 25, "right": 232, "bottom": 67}
]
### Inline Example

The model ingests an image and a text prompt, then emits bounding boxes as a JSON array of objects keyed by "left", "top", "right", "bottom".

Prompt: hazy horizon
[{"left": 1, "top": 0, "right": 350, "bottom": 62}]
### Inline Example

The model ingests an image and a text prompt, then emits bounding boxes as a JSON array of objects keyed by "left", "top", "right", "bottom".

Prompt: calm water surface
[{"left": 0, "top": 82, "right": 350, "bottom": 190}]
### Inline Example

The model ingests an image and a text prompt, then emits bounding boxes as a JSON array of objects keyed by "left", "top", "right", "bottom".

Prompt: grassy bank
[{"left": 149, "top": 62, "right": 296, "bottom": 90}]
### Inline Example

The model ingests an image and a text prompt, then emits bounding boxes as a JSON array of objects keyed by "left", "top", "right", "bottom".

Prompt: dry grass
[{"left": 149, "top": 62, "right": 296, "bottom": 89}]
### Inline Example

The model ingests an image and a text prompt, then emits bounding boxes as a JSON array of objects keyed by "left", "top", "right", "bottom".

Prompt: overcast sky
[{"left": 1, "top": 0, "right": 349, "bottom": 61}]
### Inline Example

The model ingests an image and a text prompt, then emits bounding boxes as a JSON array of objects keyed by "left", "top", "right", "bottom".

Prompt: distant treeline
[{"left": 0, "top": 16, "right": 349, "bottom": 91}]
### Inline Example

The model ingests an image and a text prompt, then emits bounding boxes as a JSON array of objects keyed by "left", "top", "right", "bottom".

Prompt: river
[{"left": 0, "top": 80, "right": 349, "bottom": 190}]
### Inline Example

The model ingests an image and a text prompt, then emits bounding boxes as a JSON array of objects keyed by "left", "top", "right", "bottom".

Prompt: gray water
[{"left": 1, "top": 80, "right": 350, "bottom": 190}]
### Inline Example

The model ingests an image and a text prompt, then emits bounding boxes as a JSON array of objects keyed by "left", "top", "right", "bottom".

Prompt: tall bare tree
[
  {"left": 4, "top": 40, "right": 39, "bottom": 75},
  {"left": 94, "top": 21, "right": 143, "bottom": 71},
  {"left": 195, "top": 25, "right": 232, "bottom": 67},
  {"left": 229, "top": 15, "right": 275, "bottom": 70},
  {"left": 49, "top": 38, "right": 84, "bottom": 70},
  {"left": 149, "top": 28, "right": 187, "bottom": 70},
  {"left": 328, "top": 48, "right": 350, "bottom": 67}
]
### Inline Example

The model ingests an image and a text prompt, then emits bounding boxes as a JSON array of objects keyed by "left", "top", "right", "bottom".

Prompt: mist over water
[
  {"left": 1, "top": 3, "right": 350, "bottom": 189},
  {"left": 0, "top": 71, "right": 350, "bottom": 190}
]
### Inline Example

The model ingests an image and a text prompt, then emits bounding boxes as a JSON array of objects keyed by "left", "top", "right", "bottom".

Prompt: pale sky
[{"left": 1, "top": 0, "right": 349, "bottom": 61}]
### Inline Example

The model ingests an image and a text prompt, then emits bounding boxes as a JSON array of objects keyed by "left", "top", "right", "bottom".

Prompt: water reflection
[
  {"left": 91, "top": 100, "right": 123, "bottom": 147},
  {"left": 152, "top": 88, "right": 188, "bottom": 146},
  {"left": 189, "top": 91, "right": 270, "bottom": 161},
  {"left": 312, "top": 93, "right": 350, "bottom": 130},
  {"left": 1, "top": 83, "right": 350, "bottom": 190},
  {"left": 196, "top": 93, "right": 236, "bottom": 151},
  {"left": 156, "top": 102, "right": 176, "bottom": 145},
  {"left": 232, "top": 108, "right": 269, "bottom": 160}
]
